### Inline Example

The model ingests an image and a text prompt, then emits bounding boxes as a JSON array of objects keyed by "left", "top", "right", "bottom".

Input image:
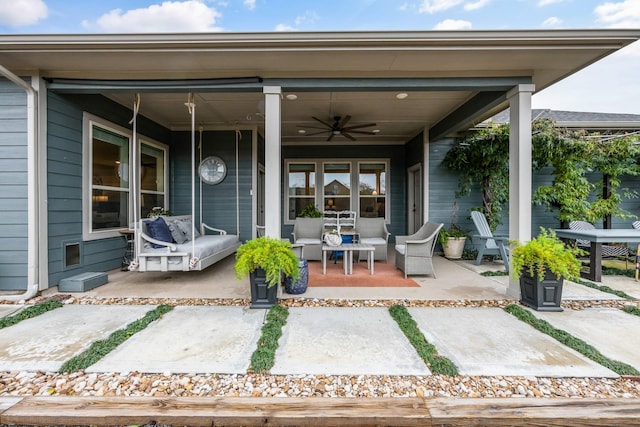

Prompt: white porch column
[
  {"left": 507, "top": 83, "right": 535, "bottom": 298},
  {"left": 263, "top": 86, "right": 282, "bottom": 238}
]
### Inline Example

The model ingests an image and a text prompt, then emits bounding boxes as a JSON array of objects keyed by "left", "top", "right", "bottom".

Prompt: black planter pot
[
  {"left": 249, "top": 268, "right": 278, "bottom": 309},
  {"left": 284, "top": 259, "right": 309, "bottom": 294},
  {"left": 519, "top": 269, "right": 564, "bottom": 312}
]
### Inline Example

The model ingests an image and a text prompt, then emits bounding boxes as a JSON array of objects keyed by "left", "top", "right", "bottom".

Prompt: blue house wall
[
  {"left": 0, "top": 78, "right": 28, "bottom": 290},
  {"left": 46, "top": 93, "right": 171, "bottom": 286}
]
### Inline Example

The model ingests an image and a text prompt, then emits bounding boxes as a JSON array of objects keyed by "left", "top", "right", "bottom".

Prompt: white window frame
[
  {"left": 284, "top": 158, "right": 390, "bottom": 225},
  {"left": 82, "top": 113, "right": 169, "bottom": 240}
]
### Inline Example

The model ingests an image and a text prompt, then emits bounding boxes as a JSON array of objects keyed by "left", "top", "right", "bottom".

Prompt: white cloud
[
  {"left": 243, "top": 0, "right": 256, "bottom": 10},
  {"left": 464, "top": 0, "right": 491, "bottom": 11},
  {"left": 419, "top": 0, "right": 464, "bottom": 14},
  {"left": 0, "top": 0, "right": 47, "bottom": 27},
  {"left": 538, "top": 0, "right": 566, "bottom": 6},
  {"left": 294, "top": 10, "right": 319, "bottom": 26},
  {"left": 85, "top": 1, "right": 222, "bottom": 33},
  {"left": 275, "top": 24, "right": 297, "bottom": 31},
  {"left": 542, "top": 16, "right": 563, "bottom": 27},
  {"left": 595, "top": 0, "right": 640, "bottom": 28},
  {"left": 433, "top": 19, "right": 472, "bottom": 29}
]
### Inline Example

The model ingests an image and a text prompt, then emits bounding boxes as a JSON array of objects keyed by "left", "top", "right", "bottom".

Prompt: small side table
[{"left": 119, "top": 229, "right": 135, "bottom": 271}]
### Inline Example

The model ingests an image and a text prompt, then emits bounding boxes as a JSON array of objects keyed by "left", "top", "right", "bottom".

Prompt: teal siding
[
  {"left": 282, "top": 145, "right": 406, "bottom": 241},
  {"left": 0, "top": 78, "right": 28, "bottom": 290},
  {"left": 171, "top": 130, "right": 254, "bottom": 241},
  {"left": 46, "top": 93, "right": 171, "bottom": 286}
]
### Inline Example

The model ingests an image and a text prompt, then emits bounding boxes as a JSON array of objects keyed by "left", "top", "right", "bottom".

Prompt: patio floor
[{"left": 48, "top": 248, "right": 630, "bottom": 302}]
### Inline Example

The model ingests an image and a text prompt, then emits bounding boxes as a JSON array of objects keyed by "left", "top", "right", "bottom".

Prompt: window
[
  {"left": 284, "top": 159, "right": 389, "bottom": 224},
  {"left": 140, "top": 141, "right": 167, "bottom": 218},
  {"left": 323, "top": 162, "right": 351, "bottom": 212},
  {"left": 359, "top": 162, "right": 387, "bottom": 218},
  {"left": 83, "top": 113, "right": 168, "bottom": 240},
  {"left": 287, "top": 163, "right": 316, "bottom": 220}
]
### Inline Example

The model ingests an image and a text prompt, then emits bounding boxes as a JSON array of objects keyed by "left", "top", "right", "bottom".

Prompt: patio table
[
  {"left": 322, "top": 243, "right": 375, "bottom": 275},
  {"left": 553, "top": 228, "right": 640, "bottom": 282}
]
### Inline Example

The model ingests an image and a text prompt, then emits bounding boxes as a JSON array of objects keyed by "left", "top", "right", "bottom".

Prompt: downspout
[{"left": 0, "top": 65, "right": 40, "bottom": 302}]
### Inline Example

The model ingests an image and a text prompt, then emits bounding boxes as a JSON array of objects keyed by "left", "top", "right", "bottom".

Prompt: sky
[{"left": 1, "top": 0, "right": 639, "bottom": 114}]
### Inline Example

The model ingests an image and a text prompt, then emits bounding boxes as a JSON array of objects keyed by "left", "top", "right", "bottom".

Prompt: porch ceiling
[{"left": 2, "top": 30, "right": 638, "bottom": 144}]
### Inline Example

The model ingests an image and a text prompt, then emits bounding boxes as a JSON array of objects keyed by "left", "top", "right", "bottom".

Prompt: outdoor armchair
[
  {"left": 357, "top": 217, "right": 390, "bottom": 262},
  {"left": 291, "top": 217, "right": 323, "bottom": 261},
  {"left": 394, "top": 221, "right": 443, "bottom": 279}
]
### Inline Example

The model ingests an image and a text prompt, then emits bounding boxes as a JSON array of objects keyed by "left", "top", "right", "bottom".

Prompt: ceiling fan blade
[
  {"left": 299, "top": 125, "right": 334, "bottom": 130},
  {"left": 338, "top": 115, "right": 352, "bottom": 128},
  {"left": 345, "top": 130, "right": 377, "bottom": 135},
  {"left": 305, "top": 130, "right": 332, "bottom": 136},
  {"left": 341, "top": 132, "right": 357, "bottom": 141},
  {"left": 327, "top": 133, "right": 336, "bottom": 142},
  {"left": 342, "top": 123, "right": 377, "bottom": 131},
  {"left": 312, "top": 116, "right": 334, "bottom": 128}
]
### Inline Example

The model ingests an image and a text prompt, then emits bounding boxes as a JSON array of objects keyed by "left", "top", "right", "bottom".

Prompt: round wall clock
[{"left": 199, "top": 156, "right": 227, "bottom": 185}]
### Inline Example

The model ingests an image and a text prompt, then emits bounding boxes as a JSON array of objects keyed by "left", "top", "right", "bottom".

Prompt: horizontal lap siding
[
  {"left": 0, "top": 79, "right": 28, "bottom": 290},
  {"left": 47, "top": 93, "right": 171, "bottom": 286},
  {"left": 171, "top": 130, "right": 253, "bottom": 242}
]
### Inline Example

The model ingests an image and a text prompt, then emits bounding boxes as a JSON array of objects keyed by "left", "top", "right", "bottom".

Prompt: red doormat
[{"left": 307, "top": 260, "right": 419, "bottom": 287}]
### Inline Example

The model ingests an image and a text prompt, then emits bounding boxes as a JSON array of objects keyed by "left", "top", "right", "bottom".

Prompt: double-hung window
[{"left": 83, "top": 113, "right": 168, "bottom": 240}]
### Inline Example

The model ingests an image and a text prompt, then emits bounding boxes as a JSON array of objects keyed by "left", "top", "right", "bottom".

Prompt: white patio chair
[
  {"left": 394, "top": 221, "right": 443, "bottom": 278},
  {"left": 470, "top": 210, "right": 509, "bottom": 272}
]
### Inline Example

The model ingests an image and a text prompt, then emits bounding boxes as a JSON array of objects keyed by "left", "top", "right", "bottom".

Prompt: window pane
[
  {"left": 288, "top": 163, "right": 315, "bottom": 196},
  {"left": 359, "top": 163, "right": 386, "bottom": 195},
  {"left": 288, "top": 197, "right": 315, "bottom": 220},
  {"left": 92, "top": 126, "right": 129, "bottom": 189},
  {"left": 140, "top": 193, "right": 164, "bottom": 219},
  {"left": 141, "top": 143, "right": 165, "bottom": 192},
  {"left": 323, "top": 163, "right": 351, "bottom": 195},
  {"left": 360, "top": 196, "right": 386, "bottom": 218},
  {"left": 92, "top": 189, "right": 129, "bottom": 230}
]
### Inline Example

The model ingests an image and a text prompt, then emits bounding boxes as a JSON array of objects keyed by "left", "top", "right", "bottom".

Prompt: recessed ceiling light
[
  {"left": 372, "top": 129, "right": 380, "bottom": 133},
  {"left": 286, "top": 94, "right": 298, "bottom": 100},
  {"left": 396, "top": 93, "right": 409, "bottom": 100},
  {"left": 298, "top": 129, "right": 306, "bottom": 134}
]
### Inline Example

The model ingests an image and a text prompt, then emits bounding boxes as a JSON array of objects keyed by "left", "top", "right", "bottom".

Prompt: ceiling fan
[{"left": 300, "top": 115, "right": 377, "bottom": 141}]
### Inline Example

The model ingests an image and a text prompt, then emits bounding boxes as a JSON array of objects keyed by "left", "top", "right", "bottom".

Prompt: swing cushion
[
  {"left": 175, "top": 218, "right": 201, "bottom": 241},
  {"left": 165, "top": 219, "right": 188, "bottom": 244},
  {"left": 145, "top": 217, "right": 174, "bottom": 248}
]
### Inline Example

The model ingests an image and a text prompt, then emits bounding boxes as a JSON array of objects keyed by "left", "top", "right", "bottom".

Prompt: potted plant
[
  {"left": 298, "top": 203, "right": 323, "bottom": 218},
  {"left": 437, "top": 202, "right": 467, "bottom": 259},
  {"left": 511, "top": 228, "right": 583, "bottom": 312},
  {"left": 234, "top": 237, "right": 301, "bottom": 308},
  {"left": 438, "top": 224, "right": 468, "bottom": 259}
]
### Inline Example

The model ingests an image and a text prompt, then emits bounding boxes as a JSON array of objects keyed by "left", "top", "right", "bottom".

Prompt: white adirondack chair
[{"left": 470, "top": 211, "right": 509, "bottom": 272}]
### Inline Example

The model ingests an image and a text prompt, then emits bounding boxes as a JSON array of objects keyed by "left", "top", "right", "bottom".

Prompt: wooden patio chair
[{"left": 470, "top": 210, "right": 509, "bottom": 272}]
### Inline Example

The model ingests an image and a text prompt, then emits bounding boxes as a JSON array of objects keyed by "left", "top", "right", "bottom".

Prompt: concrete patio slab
[
  {"left": 532, "top": 307, "right": 640, "bottom": 371},
  {"left": 271, "top": 307, "right": 431, "bottom": 376},
  {"left": 0, "top": 305, "right": 152, "bottom": 372},
  {"left": 408, "top": 307, "right": 618, "bottom": 378},
  {"left": 86, "top": 306, "right": 266, "bottom": 374},
  {"left": 0, "top": 304, "right": 22, "bottom": 318}
]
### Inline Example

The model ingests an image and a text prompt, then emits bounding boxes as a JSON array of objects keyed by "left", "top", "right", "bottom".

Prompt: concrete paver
[
  {"left": 87, "top": 306, "right": 266, "bottom": 374},
  {"left": 532, "top": 307, "right": 640, "bottom": 371},
  {"left": 0, "top": 304, "right": 22, "bottom": 318},
  {"left": 408, "top": 307, "right": 618, "bottom": 378},
  {"left": 271, "top": 307, "right": 431, "bottom": 376},
  {"left": 0, "top": 305, "right": 152, "bottom": 372}
]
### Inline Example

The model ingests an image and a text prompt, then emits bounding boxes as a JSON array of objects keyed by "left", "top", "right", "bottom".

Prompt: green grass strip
[
  {"left": 249, "top": 304, "right": 289, "bottom": 374},
  {"left": 389, "top": 304, "right": 458, "bottom": 376},
  {"left": 0, "top": 300, "right": 63, "bottom": 329},
  {"left": 623, "top": 305, "right": 640, "bottom": 317},
  {"left": 504, "top": 304, "right": 640, "bottom": 376},
  {"left": 59, "top": 304, "right": 173, "bottom": 373},
  {"left": 576, "top": 279, "right": 635, "bottom": 300},
  {"left": 480, "top": 270, "right": 509, "bottom": 277}
]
